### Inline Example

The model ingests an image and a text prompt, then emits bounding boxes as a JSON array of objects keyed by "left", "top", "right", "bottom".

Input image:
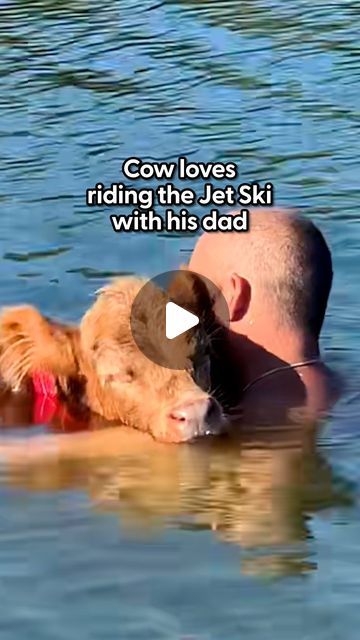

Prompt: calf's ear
[{"left": 0, "top": 305, "right": 81, "bottom": 392}]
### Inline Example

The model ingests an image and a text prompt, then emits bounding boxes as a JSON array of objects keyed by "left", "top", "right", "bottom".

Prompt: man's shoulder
[{"left": 228, "top": 362, "right": 342, "bottom": 428}]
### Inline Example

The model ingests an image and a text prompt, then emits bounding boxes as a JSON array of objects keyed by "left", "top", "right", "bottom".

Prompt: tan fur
[
  {"left": 0, "top": 305, "right": 81, "bottom": 392},
  {"left": 0, "top": 274, "right": 220, "bottom": 442}
]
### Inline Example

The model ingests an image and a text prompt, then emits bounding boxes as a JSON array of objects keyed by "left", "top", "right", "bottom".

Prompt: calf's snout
[{"left": 166, "top": 396, "right": 223, "bottom": 442}]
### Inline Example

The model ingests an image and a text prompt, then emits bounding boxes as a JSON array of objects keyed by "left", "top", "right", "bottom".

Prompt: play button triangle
[{"left": 165, "top": 302, "right": 199, "bottom": 340}]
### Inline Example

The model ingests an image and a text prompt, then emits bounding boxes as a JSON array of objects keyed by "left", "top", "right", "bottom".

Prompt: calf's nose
[{"left": 167, "top": 396, "right": 223, "bottom": 441}]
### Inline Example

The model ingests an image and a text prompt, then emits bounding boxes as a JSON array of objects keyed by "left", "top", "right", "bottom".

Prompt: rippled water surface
[{"left": 0, "top": 1, "right": 360, "bottom": 638}]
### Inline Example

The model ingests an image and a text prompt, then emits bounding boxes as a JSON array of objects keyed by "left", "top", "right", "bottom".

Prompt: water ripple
[{"left": 0, "top": 0, "right": 360, "bottom": 636}]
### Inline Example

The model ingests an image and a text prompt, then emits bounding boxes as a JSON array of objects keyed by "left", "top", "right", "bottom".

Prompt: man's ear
[
  {"left": 0, "top": 305, "right": 81, "bottom": 392},
  {"left": 224, "top": 273, "right": 251, "bottom": 322}
]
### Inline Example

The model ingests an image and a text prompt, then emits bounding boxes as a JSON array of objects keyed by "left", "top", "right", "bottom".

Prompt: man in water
[{"left": 189, "top": 208, "right": 337, "bottom": 425}]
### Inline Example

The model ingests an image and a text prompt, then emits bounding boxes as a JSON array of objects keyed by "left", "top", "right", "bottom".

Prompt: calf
[{"left": 0, "top": 273, "right": 224, "bottom": 442}]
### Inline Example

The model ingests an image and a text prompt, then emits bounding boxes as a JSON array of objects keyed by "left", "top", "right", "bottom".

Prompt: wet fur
[{"left": 0, "top": 273, "right": 220, "bottom": 441}]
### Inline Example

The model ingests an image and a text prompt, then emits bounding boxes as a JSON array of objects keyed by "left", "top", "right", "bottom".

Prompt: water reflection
[{"left": 0, "top": 402, "right": 354, "bottom": 579}]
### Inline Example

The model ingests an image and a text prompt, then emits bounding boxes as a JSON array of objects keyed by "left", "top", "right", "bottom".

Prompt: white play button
[
  {"left": 130, "top": 270, "right": 229, "bottom": 369},
  {"left": 165, "top": 301, "right": 199, "bottom": 340}
]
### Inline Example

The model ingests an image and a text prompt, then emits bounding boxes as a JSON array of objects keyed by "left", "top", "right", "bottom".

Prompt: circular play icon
[{"left": 130, "top": 270, "right": 229, "bottom": 370}]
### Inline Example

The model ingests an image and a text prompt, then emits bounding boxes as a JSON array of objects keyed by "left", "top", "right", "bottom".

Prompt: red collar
[{"left": 31, "top": 372, "right": 89, "bottom": 432}]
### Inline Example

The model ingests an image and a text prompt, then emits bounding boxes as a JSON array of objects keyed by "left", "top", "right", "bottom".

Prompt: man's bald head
[{"left": 189, "top": 209, "right": 333, "bottom": 338}]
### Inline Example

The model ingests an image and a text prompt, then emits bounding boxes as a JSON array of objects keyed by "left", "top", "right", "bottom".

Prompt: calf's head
[{"left": 80, "top": 274, "right": 224, "bottom": 442}]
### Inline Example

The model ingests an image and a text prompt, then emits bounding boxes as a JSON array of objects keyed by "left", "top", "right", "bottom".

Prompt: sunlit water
[{"left": 0, "top": 1, "right": 359, "bottom": 638}]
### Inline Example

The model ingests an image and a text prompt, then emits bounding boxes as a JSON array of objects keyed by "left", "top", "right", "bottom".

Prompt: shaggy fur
[{"left": 0, "top": 272, "right": 223, "bottom": 442}]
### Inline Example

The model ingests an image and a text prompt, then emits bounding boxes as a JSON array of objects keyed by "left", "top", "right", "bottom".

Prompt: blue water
[{"left": 0, "top": 1, "right": 360, "bottom": 638}]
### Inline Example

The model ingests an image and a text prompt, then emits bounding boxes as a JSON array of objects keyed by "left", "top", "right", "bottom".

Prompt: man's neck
[{"left": 231, "top": 330, "right": 319, "bottom": 386}]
